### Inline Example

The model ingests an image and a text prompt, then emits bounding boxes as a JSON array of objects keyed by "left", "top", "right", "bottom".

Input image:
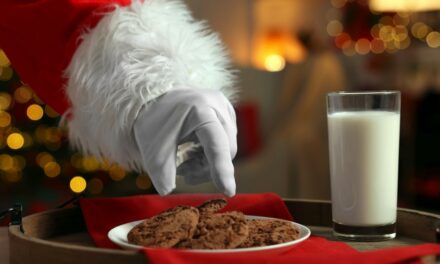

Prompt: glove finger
[
  {"left": 196, "top": 120, "right": 236, "bottom": 197},
  {"left": 220, "top": 96, "right": 238, "bottom": 159}
]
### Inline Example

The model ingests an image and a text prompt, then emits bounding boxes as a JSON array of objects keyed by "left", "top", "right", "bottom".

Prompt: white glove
[{"left": 133, "top": 88, "right": 237, "bottom": 196}]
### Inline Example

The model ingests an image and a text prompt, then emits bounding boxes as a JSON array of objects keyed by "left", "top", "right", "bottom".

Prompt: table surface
[{"left": 1, "top": 227, "right": 8, "bottom": 264}]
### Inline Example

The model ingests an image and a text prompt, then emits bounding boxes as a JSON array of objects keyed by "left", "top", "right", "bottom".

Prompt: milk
[{"left": 328, "top": 111, "right": 400, "bottom": 226}]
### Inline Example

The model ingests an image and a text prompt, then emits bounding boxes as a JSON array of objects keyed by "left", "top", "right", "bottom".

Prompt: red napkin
[{"left": 80, "top": 193, "right": 440, "bottom": 264}]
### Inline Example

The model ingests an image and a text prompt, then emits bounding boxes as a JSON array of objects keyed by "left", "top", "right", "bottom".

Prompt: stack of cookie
[{"left": 127, "top": 199, "right": 300, "bottom": 250}]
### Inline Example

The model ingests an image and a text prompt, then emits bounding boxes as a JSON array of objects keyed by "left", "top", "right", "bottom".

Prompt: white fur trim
[{"left": 65, "top": 0, "right": 236, "bottom": 170}]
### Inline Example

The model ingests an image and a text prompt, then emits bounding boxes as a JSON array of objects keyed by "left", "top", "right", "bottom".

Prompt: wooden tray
[{"left": 8, "top": 199, "right": 440, "bottom": 264}]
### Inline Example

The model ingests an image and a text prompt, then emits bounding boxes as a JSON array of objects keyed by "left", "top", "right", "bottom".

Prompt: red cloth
[
  {"left": 235, "top": 103, "right": 262, "bottom": 157},
  {"left": 0, "top": 0, "right": 131, "bottom": 114},
  {"left": 79, "top": 194, "right": 440, "bottom": 264}
]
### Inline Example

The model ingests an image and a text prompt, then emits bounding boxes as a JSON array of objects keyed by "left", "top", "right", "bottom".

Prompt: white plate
[{"left": 108, "top": 215, "right": 311, "bottom": 253}]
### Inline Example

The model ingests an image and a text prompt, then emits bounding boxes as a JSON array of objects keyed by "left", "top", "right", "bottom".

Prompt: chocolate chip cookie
[
  {"left": 127, "top": 205, "right": 199, "bottom": 248},
  {"left": 197, "top": 198, "right": 227, "bottom": 215},
  {"left": 239, "top": 219, "right": 300, "bottom": 248},
  {"left": 177, "top": 211, "right": 249, "bottom": 249}
]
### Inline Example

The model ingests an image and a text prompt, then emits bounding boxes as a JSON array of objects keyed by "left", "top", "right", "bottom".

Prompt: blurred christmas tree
[{"left": 0, "top": 48, "right": 154, "bottom": 217}]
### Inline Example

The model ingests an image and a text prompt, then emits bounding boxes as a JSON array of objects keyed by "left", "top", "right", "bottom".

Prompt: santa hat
[{"left": 0, "top": 0, "right": 236, "bottom": 170}]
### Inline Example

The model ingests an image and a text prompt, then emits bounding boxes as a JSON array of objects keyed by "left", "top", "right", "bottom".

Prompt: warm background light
[
  {"left": 252, "top": 0, "right": 307, "bottom": 71},
  {"left": 411, "top": 23, "right": 430, "bottom": 40},
  {"left": 264, "top": 54, "right": 286, "bottom": 72},
  {"left": 370, "top": 0, "right": 440, "bottom": 12},
  {"left": 36, "top": 152, "right": 54, "bottom": 168},
  {"left": 331, "top": 0, "right": 347, "bottom": 9},
  {"left": 0, "top": 93, "right": 12, "bottom": 110},
  {"left": 371, "top": 39, "right": 386, "bottom": 54},
  {"left": 88, "top": 178, "right": 104, "bottom": 194},
  {"left": 109, "top": 165, "right": 126, "bottom": 181},
  {"left": 136, "top": 175, "right": 152, "bottom": 190},
  {"left": 426, "top": 31, "right": 440, "bottom": 48},
  {"left": 14, "top": 86, "right": 33, "bottom": 104},
  {"left": 327, "top": 20, "right": 343, "bottom": 37},
  {"left": 0, "top": 154, "right": 14, "bottom": 171},
  {"left": 70, "top": 176, "right": 87, "bottom": 193},
  {"left": 355, "top": 38, "right": 371, "bottom": 55},
  {"left": 342, "top": 40, "right": 356, "bottom": 56},
  {"left": 7, "top": 133, "right": 25, "bottom": 150},
  {"left": 82, "top": 156, "right": 100, "bottom": 172},
  {"left": 0, "top": 111, "right": 11, "bottom": 127},
  {"left": 44, "top": 161, "right": 61, "bottom": 178},
  {"left": 27, "top": 104, "right": 44, "bottom": 121}
]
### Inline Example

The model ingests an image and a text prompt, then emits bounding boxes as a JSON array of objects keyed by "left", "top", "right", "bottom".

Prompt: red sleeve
[{"left": 0, "top": 0, "right": 130, "bottom": 115}]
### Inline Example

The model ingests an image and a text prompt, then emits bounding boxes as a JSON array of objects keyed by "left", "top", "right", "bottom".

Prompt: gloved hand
[{"left": 133, "top": 89, "right": 237, "bottom": 196}]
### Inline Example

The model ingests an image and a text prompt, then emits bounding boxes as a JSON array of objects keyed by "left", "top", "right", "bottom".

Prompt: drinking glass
[{"left": 327, "top": 91, "right": 401, "bottom": 241}]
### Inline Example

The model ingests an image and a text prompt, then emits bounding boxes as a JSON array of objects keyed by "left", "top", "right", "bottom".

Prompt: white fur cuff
[{"left": 64, "top": 0, "right": 236, "bottom": 170}]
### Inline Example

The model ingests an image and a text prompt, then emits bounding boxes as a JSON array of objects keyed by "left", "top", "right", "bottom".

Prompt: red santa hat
[{"left": 0, "top": 0, "right": 235, "bottom": 169}]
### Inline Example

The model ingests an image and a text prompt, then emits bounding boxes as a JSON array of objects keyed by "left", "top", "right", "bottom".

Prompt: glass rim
[{"left": 327, "top": 90, "right": 400, "bottom": 97}]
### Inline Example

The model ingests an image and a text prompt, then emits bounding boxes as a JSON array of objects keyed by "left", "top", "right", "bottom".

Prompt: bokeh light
[
  {"left": 327, "top": 20, "right": 343, "bottom": 37},
  {"left": 70, "top": 176, "right": 87, "bottom": 193},
  {"left": 411, "top": 22, "right": 430, "bottom": 39},
  {"left": 109, "top": 165, "right": 126, "bottom": 181},
  {"left": 0, "top": 154, "right": 14, "bottom": 171},
  {"left": 342, "top": 40, "right": 356, "bottom": 56},
  {"left": 355, "top": 38, "right": 371, "bottom": 54},
  {"left": 44, "top": 161, "right": 61, "bottom": 178},
  {"left": 36, "top": 152, "right": 54, "bottom": 168},
  {"left": 7, "top": 133, "right": 24, "bottom": 150},
  {"left": 385, "top": 40, "right": 398, "bottom": 53},
  {"left": 0, "top": 93, "right": 12, "bottom": 110},
  {"left": 88, "top": 178, "right": 104, "bottom": 194},
  {"left": 264, "top": 54, "right": 286, "bottom": 72},
  {"left": 27, "top": 104, "right": 44, "bottom": 121},
  {"left": 392, "top": 26, "right": 408, "bottom": 41},
  {"left": 82, "top": 156, "right": 100, "bottom": 172},
  {"left": 398, "top": 37, "right": 411, "bottom": 50},
  {"left": 331, "top": 0, "right": 347, "bottom": 8},
  {"left": 426, "top": 31, "right": 440, "bottom": 48},
  {"left": 393, "top": 13, "right": 410, "bottom": 26},
  {"left": 370, "top": 24, "right": 381, "bottom": 38},
  {"left": 371, "top": 39, "right": 386, "bottom": 54},
  {"left": 136, "top": 175, "right": 152, "bottom": 190},
  {"left": 14, "top": 86, "right": 33, "bottom": 104},
  {"left": 379, "top": 25, "right": 394, "bottom": 42},
  {"left": 0, "top": 111, "right": 11, "bottom": 128},
  {"left": 335, "top": 32, "right": 351, "bottom": 49},
  {"left": 44, "top": 127, "right": 62, "bottom": 143}
]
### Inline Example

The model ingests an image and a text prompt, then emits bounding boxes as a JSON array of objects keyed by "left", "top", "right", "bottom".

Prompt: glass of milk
[{"left": 327, "top": 91, "right": 400, "bottom": 241}]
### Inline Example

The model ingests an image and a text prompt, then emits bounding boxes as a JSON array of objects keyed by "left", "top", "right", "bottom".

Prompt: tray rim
[{"left": 8, "top": 198, "right": 440, "bottom": 257}]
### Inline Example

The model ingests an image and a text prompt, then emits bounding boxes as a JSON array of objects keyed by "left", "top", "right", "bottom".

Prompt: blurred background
[{"left": 1, "top": 0, "right": 439, "bottom": 220}]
